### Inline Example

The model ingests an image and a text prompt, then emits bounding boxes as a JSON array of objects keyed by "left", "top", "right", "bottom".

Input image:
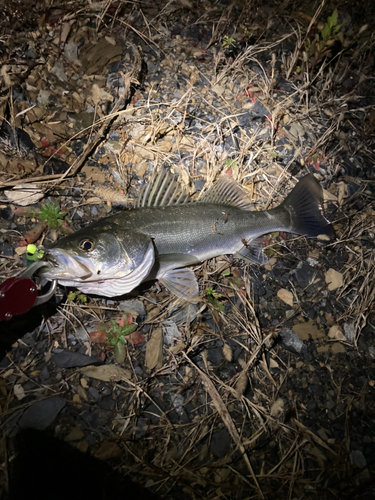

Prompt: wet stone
[
  {"left": 308, "top": 384, "right": 323, "bottom": 396},
  {"left": 135, "top": 417, "right": 148, "bottom": 439},
  {"left": 18, "top": 397, "right": 66, "bottom": 430},
  {"left": 293, "top": 263, "right": 323, "bottom": 292},
  {"left": 81, "top": 408, "right": 113, "bottom": 429},
  {"left": 39, "top": 366, "right": 50, "bottom": 381},
  {"left": 306, "top": 399, "right": 317, "bottom": 412},
  {"left": 279, "top": 330, "right": 307, "bottom": 355},
  {"left": 210, "top": 428, "right": 231, "bottom": 458},
  {"left": 207, "top": 346, "right": 223, "bottom": 366},
  {"left": 52, "top": 350, "right": 101, "bottom": 368},
  {"left": 350, "top": 449, "right": 367, "bottom": 469},
  {"left": 0, "top": 207, "right": 13, "bottom": 221},
  {"left": 88, "top": 387, "right": 100, "bottom": 401},
  {"left": 0, "top": 244, "right": 13, "bottom": 256}
]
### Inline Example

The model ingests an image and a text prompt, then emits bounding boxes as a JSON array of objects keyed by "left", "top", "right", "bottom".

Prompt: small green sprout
[
  {"left": 67, "top": 291, "right": 88, "bottom": 304},
  {"left": 320, "top": 10, "right": 342, "bottom": 40},
  {"left": 39, "top": 201, "right": 67, "bottom": 228},
  {"left": 301, "top": 9, "right": 345, "bottom": 70},
  {"left": 222, "top": 35, "right": 236, "bottom": 50},
  {"left": 205, "top": 287, "right": 225, "bottom": 313},
  {"left": 97, "top": 320, "right": 137, "bottom": 363}
]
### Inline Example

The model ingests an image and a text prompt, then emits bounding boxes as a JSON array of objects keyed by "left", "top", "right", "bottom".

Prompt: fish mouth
[{"left": 40, "top": 249, "right": 93, "bottom": 280}]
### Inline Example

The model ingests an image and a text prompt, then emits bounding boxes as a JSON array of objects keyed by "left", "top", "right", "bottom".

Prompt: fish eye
[{"left": 79, "top": 239, "right": 94, "bottom": 252}]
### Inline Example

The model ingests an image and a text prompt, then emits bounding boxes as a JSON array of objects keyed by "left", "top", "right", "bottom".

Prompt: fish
[{"left": 39, "top": 168, "right": 333, "bottom": 299}]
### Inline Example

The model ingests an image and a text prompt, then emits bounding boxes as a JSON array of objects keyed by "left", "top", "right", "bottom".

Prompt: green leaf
[
  {"left": 220, "top": 270, "right": 231, "bottom": 278},
  {"left": 114, "top": 342, "right": 126, "bottom": 364},
  {"left": 321, "top": 23, "right": 331, "bottom": 40},
  {"left": 328, "top": 10, "right": 338, "bottom": 29},
  {"left": 120, "top": 324, "right": 137, "bottom": 336}
]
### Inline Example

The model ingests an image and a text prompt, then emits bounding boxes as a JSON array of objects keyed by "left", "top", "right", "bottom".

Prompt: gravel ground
[{"left": 1, "top": 1, "right": 375, "bottom": 499}]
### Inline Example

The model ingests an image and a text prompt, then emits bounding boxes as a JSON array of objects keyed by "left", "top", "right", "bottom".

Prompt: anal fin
[
  {"left": 236, "top": 237, "right": 268, "bottom": 265},
  {"left": 159, "top": 267, "right": 199, "bottom": 301}
]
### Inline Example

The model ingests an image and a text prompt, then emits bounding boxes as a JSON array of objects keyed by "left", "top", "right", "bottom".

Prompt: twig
[{"left": 183, "top": 351, "right": 265, "bottom": 499}]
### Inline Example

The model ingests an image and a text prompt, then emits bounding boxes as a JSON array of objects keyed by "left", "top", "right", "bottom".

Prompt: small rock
[
  {"left": 52, "top": 350, "right": 101, "bottom": 368},
  {"left": 0, "top": 207, "right": 13, "bottom": 221},
  {"left": 119, "top": 300, "right": 146, "bottom": 318},
  {"left": 50, "top": 60, "right": 68, "bottom": 82},
  {"left": 343, "top": 322, "right": 356, "bottom": 343},
  {"left": 18, "top": 397, "right": 66, "bottom": 430},
  {"left": 63, "top": 42, "right": 78, "bottom": 62},
  {"left": 169, "top": 303, "right": 199, "bottom": 324},
  {"left": 279, "top": 330, "right": 307, "bottom": 354},
  {"left": 307, "top": 257, "right": 319, "bottom": 267},
  {"left": 294, "top": 263, "right": 322, "bottom": 291},
  {"left": 163, "top": 321, "right": 180, "bottom": 346},
  {"left": 37, "top": 90, "right": 51, "bottom": 106},
  {"left": 350, "top": 450, "right": 367, "bottom": 469},
  {"left": 210, "top": 428, "right": 231, "bottom": 458}
]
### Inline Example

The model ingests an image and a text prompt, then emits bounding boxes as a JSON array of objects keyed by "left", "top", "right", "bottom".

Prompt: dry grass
[{"left": 0, "top": 1, "right": 374, "bottom": 499}]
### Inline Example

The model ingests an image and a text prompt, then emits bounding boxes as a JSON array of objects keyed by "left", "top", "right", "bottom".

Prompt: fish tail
[{"left": 279, "top": 174, "right": 333, "bottom": 238}]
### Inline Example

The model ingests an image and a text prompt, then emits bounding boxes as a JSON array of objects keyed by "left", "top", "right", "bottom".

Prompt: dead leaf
[
  {"left": 277, "top": 288, "right": 294, "bottom": 307},
  {"left": 270, "top": 398, "right": 284, "bottom": 418},
  {"left": 14, "top": 246, "right": 27, "bottom": 255},
  {"left": 235, "top": 371, "right": 248, "bottom": 396},
  {"left": 93, "top": 186, "right": 131, "bottom": 204},
  {"left": 94, "top": 441, "right": 121, "bottom": 460},
  {"left": 337, "top": 182, "right": 347, "bottom": 205},
  {"left": 127, "top": 331, "right": 146, "bottom": 345},
  {"left": 325, "top": 268, "right": 343, "bottom": 291},
  {"left": 293, "top": 319, "right": 325, "bottom": 340},
  {"left": 323, "top": 189, "right": 337, "bottom": 202},
  {"left": 328, "top": 325, "right": 346, "bottom": 341},
  {"left": 19, "top": 222, "right": 47, "bottom": 246},
  {"left": 145, "top": 328, "right": 163, "bottom": 371},
  {"left": 87, "top": 330, "right": 108, "bottom": 344},
  {"left": 80, "top": 365, "right": 131, "bottom": 382},
  {"left": 14, "top": 383, "right": 26, "bottom": 400},
  {"left": 222, "top": 343, "right": 232, "bottom": 362},
  {"left": 4, "top": 184, "right": 44, "bottom": 206}
]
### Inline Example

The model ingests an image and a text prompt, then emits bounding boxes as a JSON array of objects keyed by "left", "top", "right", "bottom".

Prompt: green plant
[
  {"left": 205, "top": 287, "right": 225, "bottom": 313},
  {"left": 67, "top": 291, "right": 88, "bottom": 304},
  {"left": 219, "top": 270, "right": 243, "bottom": 288},
  {"left": 39, "top": 201, "right": 67, "bottom": 228},
  {"left": 320, "top": 10, "right": 343, "bottom": 41},
  {"left": 222, "top": 35, "right": 236, "bottom": 50},
  {"left": 296, "top": 10, "right": 344, "bottom": 72},
  {"left": 97, "top": 319, "right": 137, "bottom": 363}
]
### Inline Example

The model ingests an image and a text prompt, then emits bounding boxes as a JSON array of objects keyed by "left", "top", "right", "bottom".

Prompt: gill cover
[{"left": 41, "top": 221, "right": 155, "bottom": 297}]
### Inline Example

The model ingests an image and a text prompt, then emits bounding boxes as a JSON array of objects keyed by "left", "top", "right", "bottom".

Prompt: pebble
[
  {"left": 210, "top": 428, "right": 231, "bottom": 458},
  {"left": 279, "top": 329, "right": 308, "bottom": 355},
  {"left": 18, "top": 397, "right": 66, "bottom": 430}
]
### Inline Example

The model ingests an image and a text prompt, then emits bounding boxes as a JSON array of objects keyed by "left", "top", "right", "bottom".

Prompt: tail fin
[{"left": 279, "top": 174, "right": 333, "bottom": 239}]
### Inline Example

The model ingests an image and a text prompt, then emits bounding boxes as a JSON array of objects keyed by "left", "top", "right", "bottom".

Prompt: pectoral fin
[{"left": 159, "top": 267, "right": 199, "bottom": 301}]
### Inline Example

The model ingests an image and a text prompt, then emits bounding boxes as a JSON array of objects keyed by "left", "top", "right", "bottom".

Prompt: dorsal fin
[
  {"left": 135, "top": 167, "right": 190, "bottom": 208},
  {"left": 198, "top": 175, "right": 253, "bottom": 210}
]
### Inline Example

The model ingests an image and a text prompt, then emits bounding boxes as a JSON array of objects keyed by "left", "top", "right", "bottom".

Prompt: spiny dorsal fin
[
  {"left": 135, "top": 167, "right": 190, "bottom": 208},
  {"left": 198, "top": 175, "right": 253, "bottom": 210}
]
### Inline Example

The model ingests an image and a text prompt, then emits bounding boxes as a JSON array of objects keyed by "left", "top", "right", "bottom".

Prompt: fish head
[{"left": 39, "top": 221, "right": 155, "bottom": 290}]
